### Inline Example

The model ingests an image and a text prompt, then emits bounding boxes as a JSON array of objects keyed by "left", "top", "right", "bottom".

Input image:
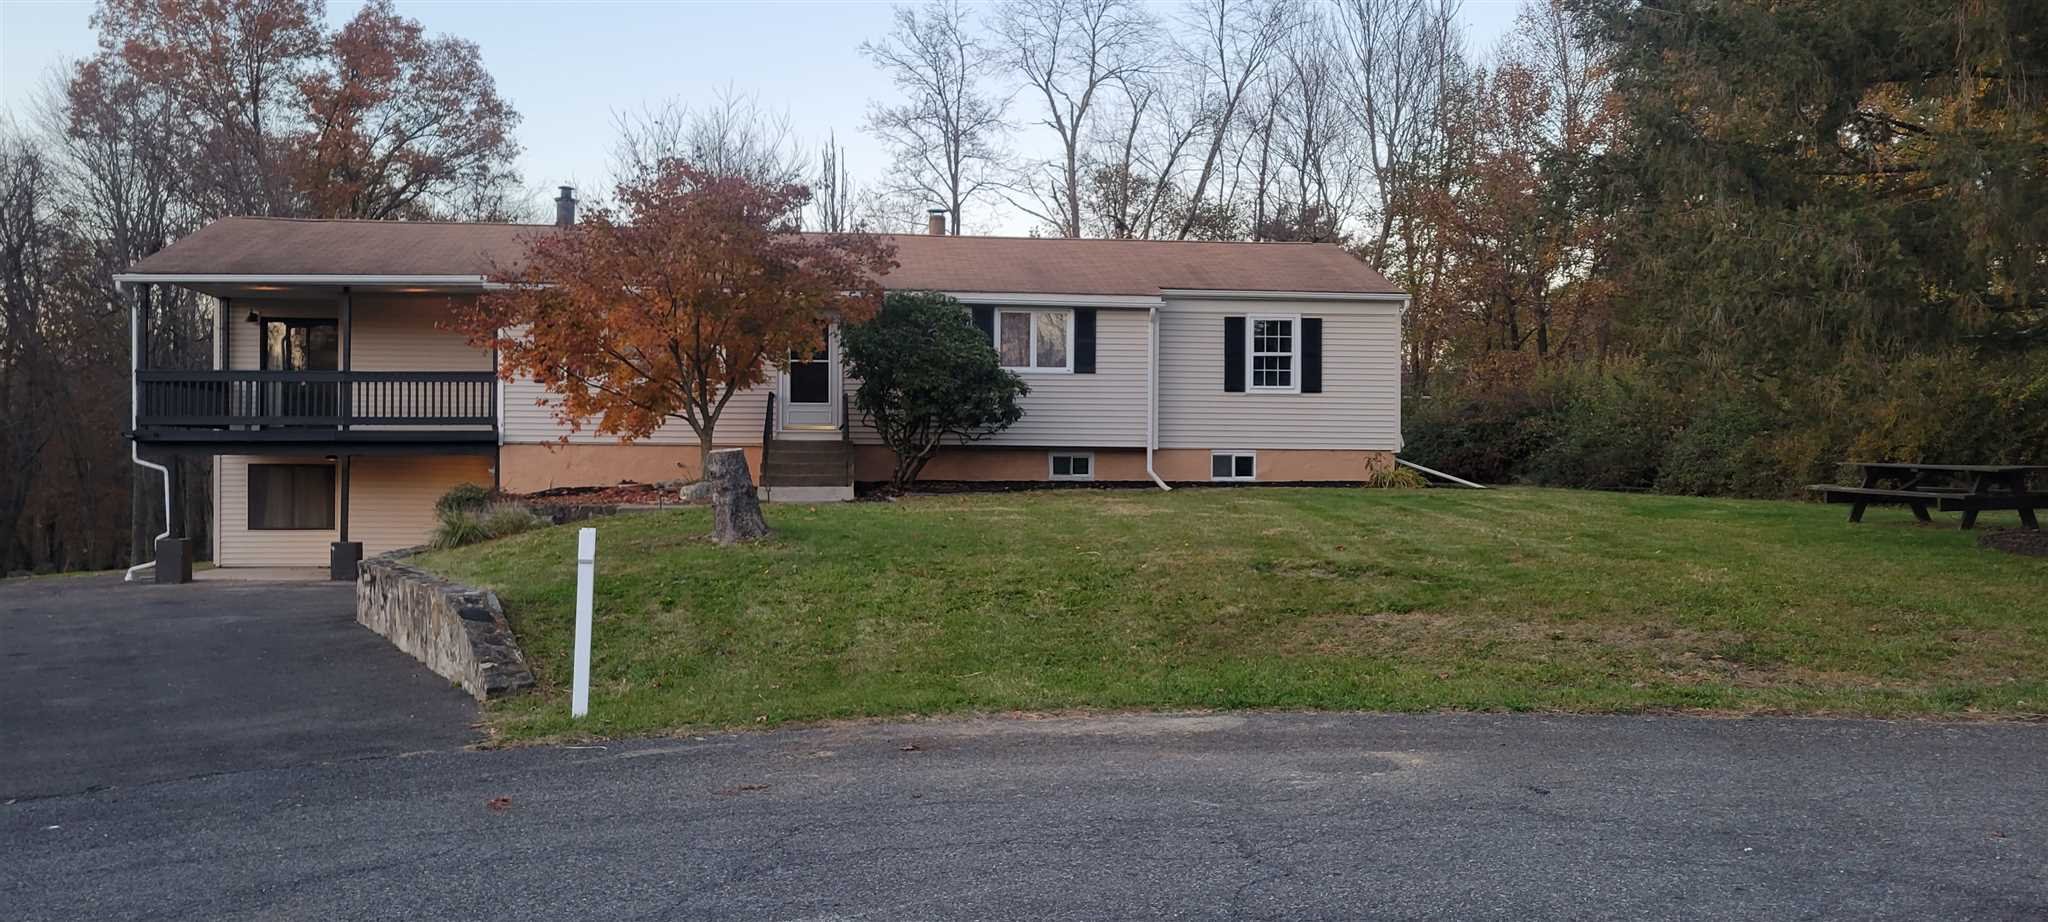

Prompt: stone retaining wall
[{"left": 356, "top": 555, "right": 537, "bottom": 701}]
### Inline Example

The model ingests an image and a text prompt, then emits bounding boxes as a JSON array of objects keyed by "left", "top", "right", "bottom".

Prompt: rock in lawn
[{"left": 706, "top": 449, "right": 771, "bottom": 544}]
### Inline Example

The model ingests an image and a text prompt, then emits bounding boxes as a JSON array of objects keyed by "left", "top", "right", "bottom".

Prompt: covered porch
[{"left": 118, "top": 273, "right": 504, "bottom": 582}]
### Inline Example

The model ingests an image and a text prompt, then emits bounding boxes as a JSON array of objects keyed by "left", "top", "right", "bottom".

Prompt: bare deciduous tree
[
  {"left": 1338, "top": 0, "right": 1462, "bottom": 267},
  {"left": 0, "top": 131, "right": 64, "bottom": 571},
  {"left": 992, "top": 0, "right": 1155, "bottom": 236},
  {"left": 811, "top": 131, "right": 857, "bottom": 232},
  {"left": 1171, "top": 0, "right": 1300, "bottom": 240},
  {"left": 1082, "top": 72, "right": 1207, "bottom": 238},
  {"left": 861, "top": 0, "right": 1009, "bottom": 234},
  {"left": 612, "top": 86, "right": 808, "bottom": 190}
]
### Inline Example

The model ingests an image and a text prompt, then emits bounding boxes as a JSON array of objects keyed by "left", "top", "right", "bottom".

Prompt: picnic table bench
[{"left": 1809, "top": 462, "right": 2046, "bottom": 530}]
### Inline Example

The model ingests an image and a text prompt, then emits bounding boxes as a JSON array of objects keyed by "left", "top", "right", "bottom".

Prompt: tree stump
[{"left": 706, "top": 449, "right": 771, "bottom": 544}]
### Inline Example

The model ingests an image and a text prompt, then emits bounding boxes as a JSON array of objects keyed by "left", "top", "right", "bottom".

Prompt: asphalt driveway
[
  {"left": 0, "top": 574, "right": 475, "bottom": 800},
  {"left": 5, "top": 711, "right": 2045, "bottom": 920}
]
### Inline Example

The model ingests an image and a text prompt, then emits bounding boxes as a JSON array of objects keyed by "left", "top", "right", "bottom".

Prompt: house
[{"left": 118, "top": 197, "right": 1407, "bottom": 578}]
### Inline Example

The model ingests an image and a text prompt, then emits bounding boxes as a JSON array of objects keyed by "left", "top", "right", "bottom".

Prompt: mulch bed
[
  {"left": 517, "top": 482, "right": 681, "bottom": 507},
  {"left": 1979, "top": 528, "right": 2048, "bottom": 558}
]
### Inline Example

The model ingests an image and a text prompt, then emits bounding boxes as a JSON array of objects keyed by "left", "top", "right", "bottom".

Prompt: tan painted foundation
[
  {"left": 500, "top": 442, "right": 1391, "bottom": 491},
  {"left": 852, "top": 446, "right": 1393, "bottom": 484},
  {"left": 498, "top": 443, "right": 761, "bottom": 493}
]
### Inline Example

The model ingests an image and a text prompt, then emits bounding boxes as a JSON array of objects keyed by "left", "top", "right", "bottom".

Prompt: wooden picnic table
[{"left": 1808, "top": 462, "right": 2047, "bottom": 530}]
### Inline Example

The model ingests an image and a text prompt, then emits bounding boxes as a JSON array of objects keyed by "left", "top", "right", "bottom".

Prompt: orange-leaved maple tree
[{"left": 459, "top": 162, "right": 897, "bottom": 473}]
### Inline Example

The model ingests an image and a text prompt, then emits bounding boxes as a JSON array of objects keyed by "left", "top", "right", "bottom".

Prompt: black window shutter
[
  {"left": 1301, "top": 317, "right": 1323, "bottom": 393},
  {"left": 972, "top": 306, "right": 994, "bottom": 340},
  {"left": 1075, "top": 309, "right": 1097, "bottom": 373},
  {"left": 1223, "top": 316, "right": 1246, "bottom": 392}
]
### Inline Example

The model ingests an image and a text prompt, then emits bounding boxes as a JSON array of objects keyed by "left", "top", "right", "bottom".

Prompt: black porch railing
[{"left": 135, "top": 370, "right": 497, "bottom": 431}]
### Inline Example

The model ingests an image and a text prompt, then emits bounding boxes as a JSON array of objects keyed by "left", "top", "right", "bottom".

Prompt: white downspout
[
  {"left": 1145, "top": 305, "right": 1170, "bottom": 491},
  {"left": 124, "top": 284, "right": 172, "bottom": 581},
  {"left": 1392, "top": 458, "right": 1490, "bottom": 489}
]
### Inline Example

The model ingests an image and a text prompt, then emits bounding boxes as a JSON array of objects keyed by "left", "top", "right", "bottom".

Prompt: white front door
[{"left": 779, "top": 324, "right": 839, "bottom": 430}]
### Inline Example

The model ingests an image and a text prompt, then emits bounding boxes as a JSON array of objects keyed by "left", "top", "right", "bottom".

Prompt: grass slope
[{"left": 414, "top": 487, "right": 2048, "bottom": 740}]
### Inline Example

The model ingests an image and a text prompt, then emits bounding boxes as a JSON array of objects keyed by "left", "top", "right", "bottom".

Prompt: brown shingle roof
[{"left": 128, "top": 216, "right": 1401, "bottom": 296}]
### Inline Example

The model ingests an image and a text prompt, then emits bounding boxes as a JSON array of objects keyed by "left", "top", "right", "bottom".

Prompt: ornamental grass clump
[{"left": 431, "top": 484, "right": 546, "bottom": 549}]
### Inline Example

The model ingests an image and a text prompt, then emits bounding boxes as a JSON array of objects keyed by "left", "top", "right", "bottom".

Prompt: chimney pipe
[
  {"left": 555, "top": 186, "right": 577, "bottom": 228},
  {"left": 926, "top": 208, "right": 948, "bottom": 236}
]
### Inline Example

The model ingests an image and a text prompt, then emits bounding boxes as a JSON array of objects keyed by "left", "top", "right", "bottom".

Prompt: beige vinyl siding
[
  {"left": 227, "top": 295, "right": 487, "bottom": 372},
  {"left": 348, "top": 297, "right": 492, "bottom": 373},
  {"left": 215, "top": 454, "right": 492, "bottom": 567},
  {"left": 500, "top": 376, "right": 769, "bottom": 446},
  {"left": 347, "top": 455, "right": 495, "bottom": 553},
  {"left": 847, "top": 306, "right": 1150, "bottom": 448},
  {"left": 227, "top": 295, "right": 491, "bottom": 430},
  {"left": 1156, "top": 297, "right": 1402, "bottom": 451}
]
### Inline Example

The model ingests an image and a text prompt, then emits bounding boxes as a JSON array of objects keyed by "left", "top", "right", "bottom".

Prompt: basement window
[
  {"left": 1211, "top": 452, "right": 1256, "bottom": 482},
  {"left": 1050, "top": 452, "right": 1094, "bottom": 481}
]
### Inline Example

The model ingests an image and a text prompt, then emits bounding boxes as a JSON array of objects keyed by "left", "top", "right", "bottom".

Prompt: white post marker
[{"left": 571, "top": 527, "right": 597, "bottom": 718}]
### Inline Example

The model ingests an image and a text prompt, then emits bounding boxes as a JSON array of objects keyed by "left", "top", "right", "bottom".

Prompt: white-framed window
[
  {"left": 1247, "top": 314, "right": 1299, "bottom": 392},
  {"left": 1211, "top": 451, "right": 1257, "bottom": 482},
  {"left": 1049, "top": 452, "right": 1094, "bottom": 481},
  {"left": 995, "top": 309, "right": 1073, "bottom": 373}
]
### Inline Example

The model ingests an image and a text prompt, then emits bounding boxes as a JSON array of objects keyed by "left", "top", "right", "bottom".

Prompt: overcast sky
[{"left": 0, "top": 0, "right": 1522, "bottom": 233}]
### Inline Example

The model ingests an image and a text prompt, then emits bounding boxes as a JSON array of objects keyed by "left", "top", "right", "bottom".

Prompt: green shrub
[
  {"left": 1405, "top": 358, "right": 1675, "bottom": 490},
  {"left": 1406, "top": 346, "right": 2048, "bottom": 500},
  {"left": 1402, "top": 387, "right": 1556, "bottom": 485},
  {"left": 435, "top": 482, "right": 494, "bottom": 516},
  {"left": 1518, "top": 360, "right": 1678, "bottom": 491},
  {"left": 841, "top": 291, "right": 1029, "bottom": 489},
  {"left": 1656, "top": 390, "right": 1788, "bottom": 496}
]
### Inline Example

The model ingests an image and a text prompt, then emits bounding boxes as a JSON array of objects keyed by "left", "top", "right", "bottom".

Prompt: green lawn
[{"left": 414, "top": 487, "right": 2048, "bottom": 741}]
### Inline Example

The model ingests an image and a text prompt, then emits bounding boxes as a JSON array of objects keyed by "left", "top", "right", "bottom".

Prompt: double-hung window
[
  {"left": 1248, "top": 315, "right": 1298, "bottom": 392},
  {"left": 995, "top": 309, "right": 1072, "bottom": 373}
]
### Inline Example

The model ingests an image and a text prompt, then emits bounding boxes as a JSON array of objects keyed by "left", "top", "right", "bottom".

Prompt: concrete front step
[
  {"left": 767, "top": 447, "right": 850, "bottom": 461},
  {"left": 763, "top": 462, "right": 851, "bottom": 479},
  {"left": 765, "top": 475, "right": 851, "bottom": 489},
  {"left": 761, "top": 485, "right": 855, "bottom": 503}
]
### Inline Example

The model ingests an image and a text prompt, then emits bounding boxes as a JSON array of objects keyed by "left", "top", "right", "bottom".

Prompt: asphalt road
[
  {"left": 7, "top": 711, "right": 2044, "bottom": 921},
  {"left": 0, "top": 575, "right": 475, "bottom": 800}
]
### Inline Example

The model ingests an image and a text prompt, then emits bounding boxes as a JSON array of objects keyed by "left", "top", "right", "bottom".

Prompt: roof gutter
[
  {"left": 113, "top": 273, "right": 493, "bottom": 291},
  {"left": 944, "top": 291, "right": 1166, "bottom": 309},
  {"left": 1158, "top": 288, "right": 1407, "bottom": 303}
]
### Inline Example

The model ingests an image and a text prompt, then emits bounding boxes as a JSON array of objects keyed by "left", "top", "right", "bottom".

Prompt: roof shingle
[{"left": 129, "top": 216, "right": 1401, "bottom": 296}]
